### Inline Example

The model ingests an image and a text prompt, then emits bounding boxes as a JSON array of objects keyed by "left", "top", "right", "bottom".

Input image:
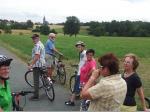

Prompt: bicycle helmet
[
  {"left": 75, "top": 41, "right": 85, "bottom": 47},
  {"left": 0, "top": 55, "right": 13, "bottom": 67}
]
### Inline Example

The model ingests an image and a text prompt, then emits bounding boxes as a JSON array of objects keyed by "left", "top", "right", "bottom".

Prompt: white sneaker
[{"left": 47, "top": 77, "right": 53, "bottom": 84}]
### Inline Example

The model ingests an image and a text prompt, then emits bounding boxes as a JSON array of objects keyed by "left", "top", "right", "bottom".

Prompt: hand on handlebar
[
  {"left": 28, "top": 64, "right": 33, "bottom": 71},
  {"left": 59, "top": 52, "right": 63, "bottom": 56}
]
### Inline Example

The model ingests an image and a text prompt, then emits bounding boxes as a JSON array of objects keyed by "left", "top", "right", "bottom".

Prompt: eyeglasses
[{"left": 124, "top": 61, "right": 132, "bottom": 65}]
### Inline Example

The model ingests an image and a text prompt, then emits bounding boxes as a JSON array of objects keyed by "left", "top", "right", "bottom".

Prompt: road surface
[{"left": 0, "top": 46, "right": 80, "bottom": 111}]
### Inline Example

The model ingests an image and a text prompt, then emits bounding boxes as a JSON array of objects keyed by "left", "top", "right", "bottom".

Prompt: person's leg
[
  {"left": 34, "top": 67, "right": 40, "bottom": 97},
  {"left": 47, "top": 67, "right": 53, "bottom": 78},
  {"left": 30, "top": 67, "right": 40, "bottom": 100},
  {"left": 45, "top": 54, "right": 54, "bottom": 79},
  {"left": 70, "top": 75, "right": 80, "bottom": 102},
  {"left": 65, "top": 75, "right": 80, "bottom": 106}
]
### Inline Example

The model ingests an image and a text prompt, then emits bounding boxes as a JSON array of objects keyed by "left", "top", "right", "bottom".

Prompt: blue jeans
[{"left": 73, "top": 75, "right": 80, "bottom": 94}]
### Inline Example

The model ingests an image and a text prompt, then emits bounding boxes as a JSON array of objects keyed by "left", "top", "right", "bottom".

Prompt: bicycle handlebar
[
  {"left": 51, "top": 53, "right": 68, "bottom": 60},
  {"left": 70, "top": 64, "right": 78, "bottom": 68},
  {"left": 12, "top": 91, "right": 34, "bottom": 96}
]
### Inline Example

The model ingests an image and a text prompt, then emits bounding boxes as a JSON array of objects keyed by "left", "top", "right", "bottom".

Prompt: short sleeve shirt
[
  {"left": 77, "top": 50, "right": 87, "bottom": 76},
  {"left": 122, "top": 73, "right": 142, "bottom": 106},
  {"left": 45, "top": 39, "right": 55, "bottom": 55},
  {"left": 80, "top": 59, "right": 96, "bottom": 84},
  {"left": 88, "top": 74, "right": 127, "bottom": 111},
  {"left": 32, "top": 41, "right": 45, "bottom": 67},
  {"left": 0, "top": 81, "right": 12, "bottom": 111}
]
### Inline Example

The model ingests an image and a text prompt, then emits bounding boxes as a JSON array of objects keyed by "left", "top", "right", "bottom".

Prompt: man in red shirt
[{"left": 80, "top": 49, "right": 96, "bottom": 111}]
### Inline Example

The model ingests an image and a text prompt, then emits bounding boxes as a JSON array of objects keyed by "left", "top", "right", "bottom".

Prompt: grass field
[
  {"left": 0, "top": 34, "right": 150, "bottom": 59},
  {"left": 0, "top": 34, "right": 150, "bottom": 110}
]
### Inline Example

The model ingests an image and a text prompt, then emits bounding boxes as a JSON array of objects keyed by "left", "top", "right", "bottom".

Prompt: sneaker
[
  {"left": 65, "top": 101, "right": 75, "bottom": 106},
  {"left": 47, "top": 77, "right": 53, "bottom": 84},
  {"left": 29, "top": 96, "right": 39, "bottom": 101}
]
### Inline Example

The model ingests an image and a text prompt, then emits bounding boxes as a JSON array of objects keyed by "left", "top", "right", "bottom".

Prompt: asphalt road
[{"left": 0, "top": 46, "right": 80, "bottom": 111}]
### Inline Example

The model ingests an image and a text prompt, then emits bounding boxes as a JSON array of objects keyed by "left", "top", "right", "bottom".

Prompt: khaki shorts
[
  {"left": 120, "top": 105, "right": 137, "bottom": 112},
  {"left": 45, "top": 54, "right": 54, "bottom": 68}
]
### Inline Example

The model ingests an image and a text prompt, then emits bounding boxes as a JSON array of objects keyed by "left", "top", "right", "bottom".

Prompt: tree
[
  {"left": 63, "top": 16, "right": 80, "bottom": 37},
  {"left": 40, "top": 25, "right": 50, "bottom": 35},
  {"left": 50, "top": 29, "right": 57, "bottom": 34},
  {"left": 3, "top": 25, "right": 12, "bottom": 34},
  {"left": 32, "top": 25, "right": 40, "bottom": 32},
  {"left": 26, "top": 20, "right": 34, "bottom": 28}
]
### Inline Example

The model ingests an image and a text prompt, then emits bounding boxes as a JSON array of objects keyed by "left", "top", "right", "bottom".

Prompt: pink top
[{"left": 80, "top": 59, "right": 96, "bottom": 84}]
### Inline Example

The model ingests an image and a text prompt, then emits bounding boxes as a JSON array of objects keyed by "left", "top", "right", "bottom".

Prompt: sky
[{"left": 0, "top": 0, "right": 150, "bottom": 23}]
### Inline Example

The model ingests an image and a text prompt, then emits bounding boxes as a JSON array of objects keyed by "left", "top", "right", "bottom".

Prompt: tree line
[
  {"left": 85, "top": 20, "right": 150, "bottom": 37},
  {"left": 0, "top": 19, "right": 33, "bottom": 29},
  {"left": 1, "top": 18, "right": 150, "bottom": 37}
]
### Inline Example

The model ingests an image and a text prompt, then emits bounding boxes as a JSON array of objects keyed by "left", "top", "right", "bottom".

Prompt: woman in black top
[{"left": 121, "top": 53, "right": 148, "bottom": 111}]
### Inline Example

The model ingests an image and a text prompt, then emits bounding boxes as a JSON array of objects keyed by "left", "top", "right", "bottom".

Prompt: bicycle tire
[
  {"left": 24, "top": 70, "right": 43, "bottom": 88},
  {"left": 45, "top": 83, "right": 55, "bottom": 101},
  {"left": 58, "top": 67, "right": 66, "bottom": 85},
  {"left": 69, "top": 75, "right": 76, "bottom": 93}
]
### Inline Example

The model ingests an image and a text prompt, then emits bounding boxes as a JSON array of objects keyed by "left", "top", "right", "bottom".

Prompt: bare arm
[
  {"left": 87, "top": 68, "right": 96, "bottom": 76},
  {"left": 81, "top": 69, "right": 100, "bottom": 100},
  {"left": 53, "top": 48, "right": 63, "bottom": 56},
  {"left": 137, "top": 87, "right": 148, "bottom": 111},
  {"left": 0, "top": 107, "right": 3, "bottom": 112},
  {"left": 28, "top": 54, "right": 40, "bottom": 69}
]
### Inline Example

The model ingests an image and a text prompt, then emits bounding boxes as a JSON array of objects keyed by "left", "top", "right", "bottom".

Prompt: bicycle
[
  {"left": 52, "top": 53, "right": 67, "bottom": 85},
  {"left": 24, "top": 66, "right": 55, "bottom": 101},
  {"left": 12, "top": 90, "right": 33, "bottom": 111},
  {"left": 69, "top": 64, "right": 80, "bottom": 97}
]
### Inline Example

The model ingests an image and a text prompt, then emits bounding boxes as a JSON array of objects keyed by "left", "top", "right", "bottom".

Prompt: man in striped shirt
[{"left": 28, "top": 34, "right": 45, "bottom": 100}]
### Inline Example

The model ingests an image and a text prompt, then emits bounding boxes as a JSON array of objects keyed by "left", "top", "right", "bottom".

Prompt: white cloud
[{"left": 0, "top": 0, "right": 150, "bottom": 23}]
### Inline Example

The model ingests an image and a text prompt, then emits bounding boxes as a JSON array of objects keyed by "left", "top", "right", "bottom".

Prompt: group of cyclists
[{"left": 0, "top": 32, "right": 149, "bottom": 111}]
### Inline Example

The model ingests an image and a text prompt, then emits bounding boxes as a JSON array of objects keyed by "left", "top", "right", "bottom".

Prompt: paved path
[{"left": 0, "top": 46, "right": 80, "bottom": 111}]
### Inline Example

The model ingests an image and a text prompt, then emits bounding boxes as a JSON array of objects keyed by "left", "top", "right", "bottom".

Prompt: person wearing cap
[
  {"left": 0, "top": 55, "right": 13, "bottom": 111},
  {"left": 28, "top": 34, "right": 45, "bottom": 100},
  {"left": 45, "top": 33, "right": 63, "bottom": 82},
  {"left": 65, "top": 41, "right": 87, "bottom": 106}
]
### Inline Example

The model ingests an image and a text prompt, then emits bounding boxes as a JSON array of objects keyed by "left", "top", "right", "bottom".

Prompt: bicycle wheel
[
  {"left": 58, "top": 67, "right": 66, "bottom": 85},
  {"left": 69, "top": 75, "right": 76, "bottom": 93},
  {"left": 44, "top": 79, "right": 55, "bottom": 101},
  {"left": 24, "top": 70, "right": 43, "bottom": 88}
]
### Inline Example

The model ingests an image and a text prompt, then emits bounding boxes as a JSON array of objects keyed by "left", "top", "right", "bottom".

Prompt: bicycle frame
[
  {"left": 40, "top": 68, "right": 52, "bottom": 88},
  {"left": 51, "top": 54, "right": 66, "bottom": 85}
]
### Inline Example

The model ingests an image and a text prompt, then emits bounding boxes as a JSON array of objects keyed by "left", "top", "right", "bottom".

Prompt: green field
[
  {"left": 0, "top": 34, "right": 150, "bottom": 110},
  {"left": 0, "top": 34, "right": 150, "bottom": 59}
]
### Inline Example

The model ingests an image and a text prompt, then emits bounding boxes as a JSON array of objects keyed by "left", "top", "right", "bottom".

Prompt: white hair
[{"left": 49, "top": 33, "right": 56, "bottom": 38}]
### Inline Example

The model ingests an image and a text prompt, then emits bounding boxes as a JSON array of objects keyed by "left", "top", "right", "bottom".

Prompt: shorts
[
  {"left": 73, "top": 75, "right": 80, "bottom": 94},
  {"left": 45, "top": 54, "right": 54, "bottom": 68}
]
